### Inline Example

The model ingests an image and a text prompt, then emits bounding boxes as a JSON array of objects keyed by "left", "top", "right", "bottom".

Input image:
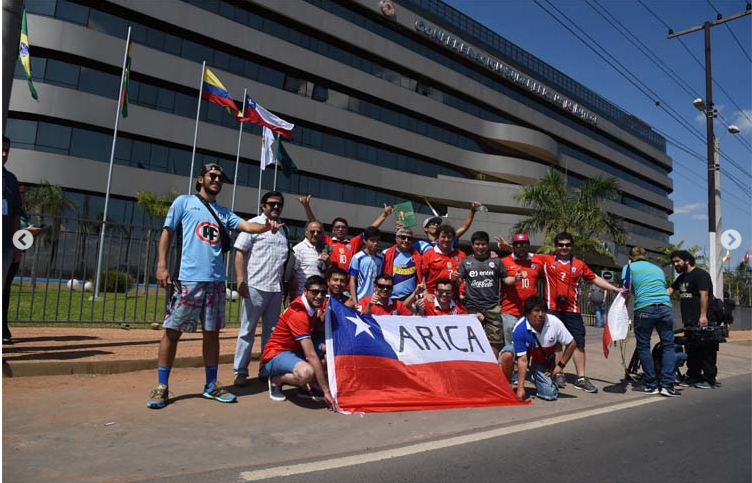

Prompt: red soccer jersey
[
  {"left": 423, "top": 299, "right": 467, "bottom": 316},
  {"left": 357, "top": 296, "right": 412, "bottom": 316},
  {"left": 324, "top": 234, "right": 364, "bottom": 272},
  {"left": 537, "top": 254, "right": 596, "bottom": 314},
  {"left": 422, "top": 246, "right": 466, "bottom": 295},
  {"left": 261, "top": 296, "right": 316, "bottom": 363},
  {"left": 501, "top": 253, "right": 544, "bottom": 316}
]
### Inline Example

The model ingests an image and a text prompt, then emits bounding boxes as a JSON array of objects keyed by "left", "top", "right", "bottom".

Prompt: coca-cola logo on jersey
[{"left": 470, "top": 279, "right": 494, "bottom": 288}]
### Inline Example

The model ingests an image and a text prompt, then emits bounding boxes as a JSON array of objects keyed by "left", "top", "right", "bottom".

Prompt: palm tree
[
  {"left": 655, "top": 241, "right": 707, "bottom": 288},
  {"left": 513, "top": 169, "right": 625, "bottom": 262},
  {"left": 136, "top": 191, "right": 178, "bottom": 287},
  {"left": 24, "top": 181, "right": 77, "bottom": 267}
]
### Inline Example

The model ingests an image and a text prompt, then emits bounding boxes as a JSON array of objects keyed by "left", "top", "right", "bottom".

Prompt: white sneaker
[{"left": 268, "top": 378, "right": 286, "bottom": 402}]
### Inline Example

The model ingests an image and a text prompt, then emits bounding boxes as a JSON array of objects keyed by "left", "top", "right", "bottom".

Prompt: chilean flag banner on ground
[
  {"left": 603, "top": 263, "right": 631, "bottom": 358},
  {"left": 237, "top": 94, "right": 294, "bottom": 139},
  {"left": 325, "top": 297, "right": 526, "bottom": 413}
]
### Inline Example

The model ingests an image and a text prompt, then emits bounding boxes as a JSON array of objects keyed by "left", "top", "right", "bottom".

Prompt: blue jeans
[
  {"left": 593, "top": 303, "right": 606, "bottom": 328},
  {"left": 233, "top": 288, "right": 283, "bottom": 377},
  {"left": 530, "top": 362, "right": 558, "bottom": 400},
  {"left": 634, "top": 304, "right": 676, "bottom": 389}
]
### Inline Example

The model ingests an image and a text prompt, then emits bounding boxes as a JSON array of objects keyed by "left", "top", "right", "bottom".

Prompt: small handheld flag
[
  {"left": 603, "top": 263, "right": 631, "bottom": 358},
  {"left": 19, "top": 9, "right": 38, "bottom": 101}
]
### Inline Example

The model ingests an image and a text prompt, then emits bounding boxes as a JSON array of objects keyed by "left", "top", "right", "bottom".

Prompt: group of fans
[{"left": 145, "top": 164, "right": 725, "bottom": 410}]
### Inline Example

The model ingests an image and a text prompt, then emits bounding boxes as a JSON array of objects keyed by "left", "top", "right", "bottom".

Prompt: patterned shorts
[
  {"left": 163, "top": 281, "right": 226, "bottom": 333},
  {"left": 467, "top": 304, "right": 504, "bottom": 344}
]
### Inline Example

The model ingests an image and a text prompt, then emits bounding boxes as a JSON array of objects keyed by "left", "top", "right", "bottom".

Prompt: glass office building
[{"left": 8, "top": 0, "right": 673, "bottom": 258}]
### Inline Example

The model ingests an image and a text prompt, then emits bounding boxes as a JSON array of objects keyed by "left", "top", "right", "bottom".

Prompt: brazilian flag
[{"left": 19, "top": 9, "right": 38, "bottom": 100}]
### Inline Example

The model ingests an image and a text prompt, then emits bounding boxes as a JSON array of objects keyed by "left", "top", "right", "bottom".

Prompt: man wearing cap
[
  {"left": 296, "top": 195, "right": 393, "bottom": 273},
  {"left": 500, "top": 233, "right": 544, "bottom": 348},
  {"left": 626, "top": 246, "right": 680, "bottom": 397},
  {"left": 233, "top": 190, "right": 290, "bottom": 387},
  {"left": 413, "top": 201, "right": 483, "bottom": 255},
  {"left": 148, "top": 164, "right": 282, "bottom": 409},
  {"left": 382, "top": 227, "right": 423, "bottom": 301}
]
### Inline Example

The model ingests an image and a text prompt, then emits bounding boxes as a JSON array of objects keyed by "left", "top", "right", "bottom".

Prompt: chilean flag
[
  {"left": 325, "top": 297, "right": 526, "bottom": 413},
  {"left": 237, "top": 94, "right": 294, "bottom": 139},
  {"left": 603, "top": 263, "right": 631, "bottom": 358}
]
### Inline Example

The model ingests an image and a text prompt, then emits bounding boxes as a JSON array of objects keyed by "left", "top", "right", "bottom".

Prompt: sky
[{"left": 444, "top": 0, "right": 752, "bottom": 265}]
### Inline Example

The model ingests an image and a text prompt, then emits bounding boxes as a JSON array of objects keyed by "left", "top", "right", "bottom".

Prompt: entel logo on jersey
[{"left": 195, "top": 221, "right": 221, "bottom": 245}]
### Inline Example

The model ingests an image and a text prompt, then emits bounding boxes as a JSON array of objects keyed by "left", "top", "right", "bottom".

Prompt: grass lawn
[{"left": 7, "top": 282, "right": 245, "bottom": 326}]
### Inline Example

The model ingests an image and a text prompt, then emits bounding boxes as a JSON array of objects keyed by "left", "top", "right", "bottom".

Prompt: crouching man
[
  {"left": 501, "top": 296, "right": 576, "bottom": 401},
  {"left": 259, "top": 275, "right": 338, "bottom": 411}
]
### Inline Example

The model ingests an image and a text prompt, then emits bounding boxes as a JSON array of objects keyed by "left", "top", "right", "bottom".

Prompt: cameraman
[
  {"left": 537, "top": 232, "right": 623, "bottom": 393},
  {"left": 668, "top": 250, "right": 719, "bottom": 389}
]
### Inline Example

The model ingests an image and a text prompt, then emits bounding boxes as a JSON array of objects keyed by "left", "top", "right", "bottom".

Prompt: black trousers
[
  {"left": 2, "top": 261, "right": 19, "bottom": 339},
  {"left": 686, "top": 341, "right": 718, "bottom": 383}
]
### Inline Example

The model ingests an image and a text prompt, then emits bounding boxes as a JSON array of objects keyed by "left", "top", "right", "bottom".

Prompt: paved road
[{"left": 147, "top": 373, "right": 751, "bottom": 483}]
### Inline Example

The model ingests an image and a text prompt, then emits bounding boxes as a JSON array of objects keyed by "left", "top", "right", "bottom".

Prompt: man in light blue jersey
[
  {"left": 348, "top": 226, "right": 384, "bottom": 303},
  {"left": 626, "top": 246, "right": 680, "bottom": 397},
  {"left": 147, "top": 164, "right": 282, "bottom": 409}
]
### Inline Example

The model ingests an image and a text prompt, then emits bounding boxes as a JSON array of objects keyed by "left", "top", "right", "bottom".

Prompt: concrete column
[{"left": 2, "top": 0, "right": 23, "bottom": 132}]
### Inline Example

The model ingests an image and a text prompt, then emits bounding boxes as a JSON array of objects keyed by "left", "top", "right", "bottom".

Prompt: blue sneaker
[
  {"left": 632, "top": 385, "right": 659, "bottom": 394},
  {"left": 694, "top": 381, "right": 712, "bottom": 389},
  {"left": 202, "top": 382, "right": 237, "bottom": 403},
  {"left": 510, "top": 372, "right": 518, "bottom": 384},
  {"left": 147, "top": 384, "right": 169, "bottom": 409},
  {"left": 660, "top": 387, "right": 682, "bottom": 397}
]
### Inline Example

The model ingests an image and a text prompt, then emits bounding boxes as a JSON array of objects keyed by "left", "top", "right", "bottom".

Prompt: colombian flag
[
  {"left": 19, "top": 9, "right": 38, "bottom": 100},
  {"left": 201, "top": 68, "right": 238, "bottom": 115}
]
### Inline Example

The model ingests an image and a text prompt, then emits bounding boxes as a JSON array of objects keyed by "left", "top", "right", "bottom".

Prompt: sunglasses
[
  {"left": 308, "top": 229, "right": 323, "bottom": 234},
  {"left": 265, "top": 202, "right": 283, "bottom": 208},
  {"left": 513, "top": 243, "right": 530, "bottom": 248},
  {"left": 557, "top": 243, "right": 572, "bottom": 248},
  {"left": 307, "top": 289, "right": 326, "bottom": 297},
  {"left": 205, "top": 172, "right": 223, "bottom": 181},
  {"left": 397, "top": 235, "right": 412, "bottom": 241},
  {"left": 436, "top": 289, "right": 453, "bottom": 295},
  {"left": 375, "top": 283, "right": 394, "bottom": 291}
]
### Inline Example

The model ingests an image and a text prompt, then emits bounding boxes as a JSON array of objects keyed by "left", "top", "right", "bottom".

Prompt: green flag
[
  {"left": 273, "top": 135, "right": 297, "bottom": 177},
  {"left": 120, "top": 39, "right": 132, "bottom": 118},
  {"left": 18, "top": 9, "right": 38, "bottom": 101}
]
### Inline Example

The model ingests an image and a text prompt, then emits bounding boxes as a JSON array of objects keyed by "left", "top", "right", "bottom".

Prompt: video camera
[{"left": 676, "top": 325, "right": 727, "bottom": 346}]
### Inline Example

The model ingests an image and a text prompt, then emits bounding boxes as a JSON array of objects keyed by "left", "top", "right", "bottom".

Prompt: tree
[
  {"left": 512, "top": 169, "right": 625, "bottom": 262},
  {"left": 136, "top": 191, "right": 178, "bottom": 286},
  {"left": 24, "top": 181, "right": 77, "bottom": 266}
]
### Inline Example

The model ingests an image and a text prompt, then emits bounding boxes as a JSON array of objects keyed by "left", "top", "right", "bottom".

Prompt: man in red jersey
[
  {"left": 259, "top": 275, "right": 338, "bottom": 411},
  {"left": 500, "top": 233, "right": 543, "bottom": 347},
  {"left": 422, "top": 224, "right": 466, "bottom": 297},
  {"left": 358, "top": 274, "right": 421, "bottom": 315},
  {"left": 417, "top": 278, "right": 468, "bottom": 316},
  {"left": 297, "top": 195, "right": 393, "bottom": 272},
  {"left": 536, "top": 232, "right": 623, "bottom": 394}
]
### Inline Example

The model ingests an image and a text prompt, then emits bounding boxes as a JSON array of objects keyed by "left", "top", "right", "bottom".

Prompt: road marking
[{"left": 239, "top": 397, "right": 663, "bottom": 481}]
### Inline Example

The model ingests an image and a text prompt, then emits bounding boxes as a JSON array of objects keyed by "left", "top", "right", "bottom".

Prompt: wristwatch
[{"left": 557, "top": 361, "right": 566, "bottom": 369}]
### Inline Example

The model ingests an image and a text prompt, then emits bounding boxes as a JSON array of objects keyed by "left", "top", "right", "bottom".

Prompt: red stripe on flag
[
  {"left": 237, "top": 109, "right": 292, "bottom": 138},
  {"left": 333, "top": 355, "right": 527, "bottom": 413},
  {"left": 602, "top": 319, "right": 613, "bottom": 359}
]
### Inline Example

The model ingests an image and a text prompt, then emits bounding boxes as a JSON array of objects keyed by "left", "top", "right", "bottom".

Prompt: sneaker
[
  {"left": 297, "top": 387, "right": 324, "bottom": 401},
  {"left": 147, "top": 384, "right": 169, "bottom": 409},
  {"left": 554, "top": 373, "right": 566, "bottom": 388},
  {"left": 234, "top": 374, "right": 248, "bottom": 387},
  {"left": 574, "top": 377, "right": 598, "bottom": 393},
  {"left": 536, "top": 394, "right": 557, "bottom": 401},
  {"left": 678, "top": 377, "right": 701, "bottom": 387},
  {"left": 660, "top": 387, "right": 682, "bottom": 397},
  {"left": 268, "top": 378, "right": 286, "bottom": 402},
  {"left": 711, "top": 380, "right": 722, "bottom": 388},
  {"left": 202, "top": 382, "right": 237, "bottom": 403},
  {"left": 2, "top": 337, "right": 13, "bottom": 344},
  {"left": 632, "top": 385, "right": 659, "bottom": 394},
  {"left": 694, "top": 381, "right": 712, "bottom": 389},
  {"left": 510, "top": 372, "right": 519, "bottom": 384}
]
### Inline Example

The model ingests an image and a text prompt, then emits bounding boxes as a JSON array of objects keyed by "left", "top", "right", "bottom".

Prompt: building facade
[{"left": 8, "top": 0, "right": 673, "bottom": 260}]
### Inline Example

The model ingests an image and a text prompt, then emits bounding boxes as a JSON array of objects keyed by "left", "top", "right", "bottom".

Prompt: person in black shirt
[{"left": 668, "top": 250, "right": 718, "bottom": 389}]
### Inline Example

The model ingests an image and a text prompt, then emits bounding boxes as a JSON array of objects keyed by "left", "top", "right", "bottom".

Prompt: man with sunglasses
[
  {"left": 148, "top": 165, "right": 282, "bottom": 409},
  {"left": 297, "top": 195, "right": 393, "bottom": 273},
  {"left": 382, "top": 227, "right": 423, "bottom": 302},
  {"left": 536, "top": 232, "right": 623, "bottom": 393},
  {"left": 233, "top": 191, "right": 290, "bottom": 387},
  {"left": 358, "top": 274, "right": 421, "bottom": 315},
  {"left": 292, "top": 220, "right": 330, "bottom": 297},
  {"left": 417, "top": 278, "right": 467, "bottom": 316},
  {"left": 259, "top": 275, "right": 338, "bottom": 411}
]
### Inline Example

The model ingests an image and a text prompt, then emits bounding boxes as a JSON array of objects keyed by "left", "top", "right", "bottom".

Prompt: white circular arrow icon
[
  {"left": 12, "top": 229, "right": 34, "bottom": 250},
  {"left": 721, "top": 229, "right": 742, "bottom": 250}
]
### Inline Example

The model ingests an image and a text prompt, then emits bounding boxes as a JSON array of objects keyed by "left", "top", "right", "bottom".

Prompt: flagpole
[
  {"left": 188, "top": 60, "right": 206, "bottom": 194},
  {"left": 256, "top": 129, "right": 264, "bottom": 213},
  {"left": 226, "top": 87, "right": 246, "bottom": 280},
  {"left": 92, "top": 26, "right": 131, "bottom": 301},
  {"left": 273, "top": 134, "right": 279, "bottom": 191}
]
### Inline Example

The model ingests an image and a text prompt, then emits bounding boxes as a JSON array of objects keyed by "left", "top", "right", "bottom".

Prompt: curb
[{"left": 2, "top": 352, "right": 262, "bottom": 378}]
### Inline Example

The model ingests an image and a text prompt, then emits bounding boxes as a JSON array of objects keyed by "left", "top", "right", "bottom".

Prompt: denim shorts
[
  {"left": 261, "top": 350, "right": 306, "bottom": 377},
  {"left": 550, "top": 311, "right": 586, "bottom": 348},
  {"left": 163, "top": 281, "right": 226, "bottom": 333}
]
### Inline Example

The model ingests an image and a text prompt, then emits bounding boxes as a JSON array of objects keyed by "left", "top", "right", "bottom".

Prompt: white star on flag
[{"left": 346, "top": 315, "right": 375, "bottom": 339}]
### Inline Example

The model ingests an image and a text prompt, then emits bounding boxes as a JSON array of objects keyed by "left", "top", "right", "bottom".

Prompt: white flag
[{"left": 260, "top": 126, "right": 275, "bottom": 170}]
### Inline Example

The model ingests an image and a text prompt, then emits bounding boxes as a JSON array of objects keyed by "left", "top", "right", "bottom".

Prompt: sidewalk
[{"left": 3, "top": 326, "right": 751, "bottom": 483}]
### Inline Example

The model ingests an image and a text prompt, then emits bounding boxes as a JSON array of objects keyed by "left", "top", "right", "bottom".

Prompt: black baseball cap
[{"left": 195, "top": 163, "right": 233, "bottom": 191}]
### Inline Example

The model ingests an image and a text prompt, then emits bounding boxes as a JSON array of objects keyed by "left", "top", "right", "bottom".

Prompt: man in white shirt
[
  {"left": 292, "top": 220, "right": 330, "bottom": 297},
  {"left": 233, "top": 191, "right": 290, "bottom": 386}
]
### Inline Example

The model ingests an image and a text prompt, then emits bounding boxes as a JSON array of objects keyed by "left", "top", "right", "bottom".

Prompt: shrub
[{"left": 99, "top": 270, "right": 135, "bottom": 293}]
